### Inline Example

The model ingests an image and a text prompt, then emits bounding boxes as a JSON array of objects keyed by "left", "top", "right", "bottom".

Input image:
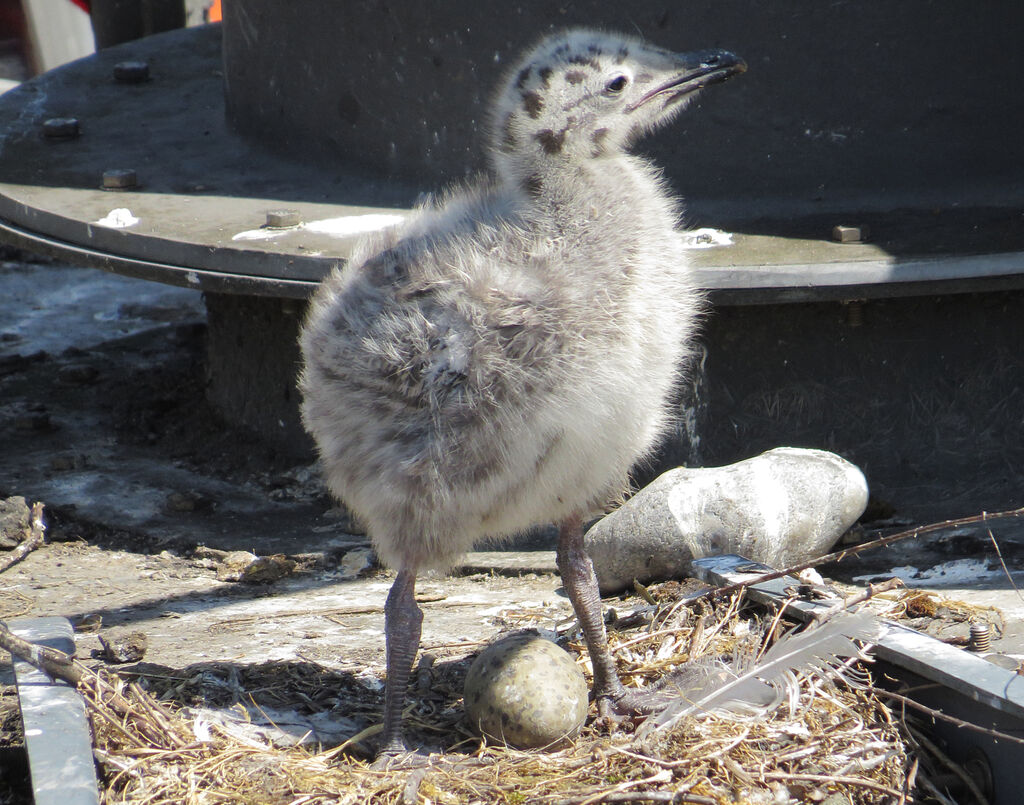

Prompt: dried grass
[
  {"left": 863, "top": 586, "right": 1004, "bottom": 630},
  {"left": 82, "top": 587, "right": 911, "bottom": 805}
]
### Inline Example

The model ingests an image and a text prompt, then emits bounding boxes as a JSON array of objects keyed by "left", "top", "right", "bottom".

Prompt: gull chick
[{"left": 299, "top": 28, "right": 745, "bottom": 759}]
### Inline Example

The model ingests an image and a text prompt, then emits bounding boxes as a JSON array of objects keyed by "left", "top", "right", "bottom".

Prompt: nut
[
  {"left": 266, "top": 209, "right": 302, "bottom": 228},
  {"left": 832, "top": 225, "right": 865, "bottom": 243}
]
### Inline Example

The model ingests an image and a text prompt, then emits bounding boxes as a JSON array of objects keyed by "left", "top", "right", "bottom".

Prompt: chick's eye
[{"left": 604, "top": 75, "right": 628, "bottom": 94}]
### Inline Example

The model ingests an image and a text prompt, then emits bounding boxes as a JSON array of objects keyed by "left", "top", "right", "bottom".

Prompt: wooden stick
[
  {"left": 809, "top": 577, "right": 905, "bottom": 625},
  {"left": 0, "top": 618, "right": 83, "bottom": 686},
  {"left": 761, "top": 771, "right": 904, "bottom": 799},
  {"left": 554, "top": 791, "right": 717, "bottom": 804},
  {"left": 0, "top": 501, "right": 46, "bottom": 574}
]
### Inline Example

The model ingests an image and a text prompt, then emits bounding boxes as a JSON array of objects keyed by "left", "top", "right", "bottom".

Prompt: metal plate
[
  {"left": 690, "top": 554, "right": 1024, "bottom": 718},
  {"left": 9, "top": 618, "right": 100, "bottom": 805}
]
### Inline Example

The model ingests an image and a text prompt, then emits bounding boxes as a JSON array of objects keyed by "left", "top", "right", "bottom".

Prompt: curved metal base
[{"left": 0, "top": 24, "right": 1021, "bottom": 303}]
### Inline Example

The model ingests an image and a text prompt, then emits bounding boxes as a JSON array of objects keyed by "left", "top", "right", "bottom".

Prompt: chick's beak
[{"left": 628, "top": 49, "right": 746, "bottom": 112}]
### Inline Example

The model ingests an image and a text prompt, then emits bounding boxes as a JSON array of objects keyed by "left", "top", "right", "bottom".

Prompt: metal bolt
[
  {"left": 266, "top": 209, "right": 302, "bottom": 228},
  {"left": 968, "top": 621, "right": 991, "bottom": 652},
  {"left": 832, "top": 224, "right": 864, "bottom": 243},
  {"left": 42, "top": 117, "right": 80, "bottom": 139},
  {"left": 102, "top": 169, "right": 138, "bottom": 189},
  {"left": 113, "top": 60, "right": 150, "bottom": 83}
]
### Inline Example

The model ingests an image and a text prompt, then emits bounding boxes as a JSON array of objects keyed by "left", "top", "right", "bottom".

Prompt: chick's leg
[
  {"left": 556, "top": 516, "right": 631, "bottom": 718},
  {"left": 378, "top": 567, "right": 423, "bottom": 758}
]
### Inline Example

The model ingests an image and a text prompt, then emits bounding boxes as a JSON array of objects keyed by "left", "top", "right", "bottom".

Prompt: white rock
[{"left": 586, "top": 448, "right": 868, "bottom": 594}]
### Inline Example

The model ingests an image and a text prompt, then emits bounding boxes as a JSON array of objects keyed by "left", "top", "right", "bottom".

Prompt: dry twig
[
  {"left": 869, "top": 686, "right": 1024, "bottom": 747},
  {"left": 704, "top": 506, "right": 1024, "bottom": 603},
  {"left": 0, "top": 501, "right": 46, "bottom": 574},
  {"left": 987, "top": 527, "right": 1024, "bottom": 606},
  {"left": 810, "top": 577, "right": 906, "bottom": 625}
]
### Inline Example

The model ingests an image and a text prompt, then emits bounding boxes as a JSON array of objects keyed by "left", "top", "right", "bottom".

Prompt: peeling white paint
[
  {"left": 682, "top": 227, "right": 733, "bottom": 249},
  {"left": 854, "top": 557, "right": 993, "bottom": 587},
  {"left": 93, "top": 208, "right": 139, "bottom": 228},
  {"left": 232, "top": 213, "right": 405, "bottom": 242},
  {"left": 304, "top": 214, "right": 405, "bottom": 236}
]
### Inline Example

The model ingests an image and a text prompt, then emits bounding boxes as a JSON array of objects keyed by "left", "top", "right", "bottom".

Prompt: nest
[{"left": 73, "top": 582, "right": 929, "bottom": 805}]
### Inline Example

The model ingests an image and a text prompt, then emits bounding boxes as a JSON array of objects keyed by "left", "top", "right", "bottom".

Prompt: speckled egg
[{"left": 463, "top": 631, "right": 589, "bottom": 748}]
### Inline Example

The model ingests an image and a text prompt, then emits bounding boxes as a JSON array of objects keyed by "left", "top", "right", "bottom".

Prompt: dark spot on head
[
  {"left": 523, "top": 174, "right": 543, "bottom": 196},
  {"left": 567, "top": 54, "right": 600, "bottom": 69},
  {"left": 535, "top": 128, "right": 566, "bottom": 155},
  {"left": 337, "top": 92, "right": 361, "bottom": 125},
  {"left": 515, "top": 66, "right": 531, "bottom": 89},
  {"left": 615, "top": 47, "right": 630, "bottom": 63},
  {"left": 522, "top": 90, "right": 544, "bottom": 119},
  {"left": 538, "top": 66, "right": 552, "bottom": 87},
  {"left": 636, "top": 72, "right": 653, "bottom": 84},
  {"left": 565, "top": 70, "right": 585, "bottom": 85},
  {"left": 591, "top": 127, "right": 610, "bottom": 149}
]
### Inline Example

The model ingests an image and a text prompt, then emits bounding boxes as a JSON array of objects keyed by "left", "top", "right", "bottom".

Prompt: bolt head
[
  {"left": 266, "top": 209, "right": 302, "bottom": 228},
  {"left": 102, "top": 169, "right": 138, "bottom": 189},
  {"left": 42, "top": 117, "right": 80, "bottom": 139},
  {"left": 113, "top": 61, "right": 150, "bottom": 83}
]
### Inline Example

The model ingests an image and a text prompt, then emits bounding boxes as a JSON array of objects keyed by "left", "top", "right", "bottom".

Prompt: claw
[
  {"left": 370, "top": 747, "right": 434, "bottom": 771},
  {"left": 595, "top": 686, "right": 676, "bottom": 731}
]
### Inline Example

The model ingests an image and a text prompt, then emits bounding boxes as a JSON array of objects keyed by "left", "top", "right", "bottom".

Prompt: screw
[
  {"left": 832, "top": 224, "right": 864, "bottom": 243},
  {"left": 113, "top": 60, "right": 150, "bottom": 83},
  {"left": 266, "top": 209, "right": 302, "bottom": 228},
  {"left": 102, "top": 169, "right": 138, "bottom": 189},
  {"left": 42, "top": 117, "right": 80, "bottom": 139},
  {"left": 842, "top": 299, "right": 865, "bottom": 327},
  {"left": 968, "top": 621, "right": 991, "bottom": 652}
]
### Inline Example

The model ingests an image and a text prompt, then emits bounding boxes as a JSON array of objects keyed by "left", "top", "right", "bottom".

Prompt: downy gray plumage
[{"left": 299, "top": 28, "right": 745, "bottom": 759}]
